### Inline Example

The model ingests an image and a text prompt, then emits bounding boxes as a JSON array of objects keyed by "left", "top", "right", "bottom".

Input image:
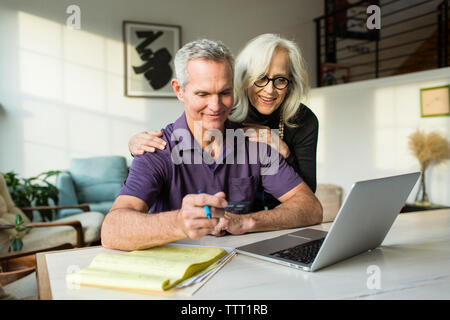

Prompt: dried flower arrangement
[{"left": 408, "top": 130, "right": 450, "bottom": 206}]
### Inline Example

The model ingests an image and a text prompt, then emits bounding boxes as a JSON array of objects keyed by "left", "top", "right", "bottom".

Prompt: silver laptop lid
[{"left": 310, "top": 172, "right": 420, "bottom": 271}]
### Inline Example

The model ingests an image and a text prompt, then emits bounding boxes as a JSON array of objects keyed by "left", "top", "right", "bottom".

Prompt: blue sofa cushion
[
  {"left": 70, "top": 156, "right": 128, "bottom": 204},
  {"left": 58, "top": 200, "right": 114, "bottom": 218},
  {"left": 88, "top": 201, "right": 115, "bottom": 215},
  {"left": 57, "top": 172, "right": 79, "bottom": 206},
  {"left": 58, "top": 207, "right": 83, "bottom": 218}
]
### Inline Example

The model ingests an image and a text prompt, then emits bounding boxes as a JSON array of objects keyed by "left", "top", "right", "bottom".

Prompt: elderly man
[{"left": 101, "top": 39, "right": 322, "bottom": 251}]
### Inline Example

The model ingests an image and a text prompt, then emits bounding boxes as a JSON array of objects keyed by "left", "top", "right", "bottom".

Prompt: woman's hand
[
  {"left": 128, "top": 131, "right": 166, "bottom": 156},
  {"left": 242, "top": 123, "right": 291, "bottom": 159}
]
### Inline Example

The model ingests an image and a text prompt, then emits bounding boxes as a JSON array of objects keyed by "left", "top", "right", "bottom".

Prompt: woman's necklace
[{"left": 279, "top": 118, "right": 284, "bottom": 140}]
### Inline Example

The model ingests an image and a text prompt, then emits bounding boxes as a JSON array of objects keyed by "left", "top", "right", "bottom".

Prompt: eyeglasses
[{"left": 254, "top": 76, "right": 290, "bottom": 90}]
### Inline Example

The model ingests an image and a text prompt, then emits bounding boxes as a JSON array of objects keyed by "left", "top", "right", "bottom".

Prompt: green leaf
[
  {"left": 10, "top": 237, "right": 23, "bottom": 252},
  {"left": 15, "top": 214, "right": 24, "bottom": 226},
  {"left": 3, "top": 170, "right": 60, "bottom": 222},
  {"left": 15, "top": 225, "right": 31, "bottom": 232}
]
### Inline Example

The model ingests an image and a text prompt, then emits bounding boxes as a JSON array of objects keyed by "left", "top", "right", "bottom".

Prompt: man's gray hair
[{"left": 174, "top": 39, "right": 234, "bottom": 89}]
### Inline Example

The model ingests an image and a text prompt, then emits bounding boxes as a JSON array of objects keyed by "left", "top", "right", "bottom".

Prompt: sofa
[{"left": 56, "top": 156, "right": 128, "bottom": 218}]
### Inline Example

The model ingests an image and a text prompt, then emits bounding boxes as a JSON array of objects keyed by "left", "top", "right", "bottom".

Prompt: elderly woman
[{"left": 128, "top": 33, "right": 318, "bottom": 210}]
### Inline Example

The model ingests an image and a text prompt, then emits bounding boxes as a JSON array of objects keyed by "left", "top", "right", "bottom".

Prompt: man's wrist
[{"left": 172, "top": 209, "right": 187, "bottom": 238}]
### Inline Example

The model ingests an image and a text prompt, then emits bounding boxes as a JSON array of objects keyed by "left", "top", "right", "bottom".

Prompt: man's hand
[
  {"left": 177, "top": 192, "right": 227, "bottom": 239},
  {"left": 210, "top": 211, "right": 255, "bottom": 236},
  {"left": 210, "top": 217, "right": 228, "bottom": 237},
  {"left": 211, "top": 182, "right": 323, "bottom": 237},
  {"left": 223, "top": 211, "right": 255, "bottom": 235}
]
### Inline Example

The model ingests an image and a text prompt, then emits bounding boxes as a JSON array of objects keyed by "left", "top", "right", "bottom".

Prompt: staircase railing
[
  {"left": 314, "top": 0, "right": 449, "bottom": 87},
  {"left": 438, "top": 0, "right": 449, "bottom": 67}
]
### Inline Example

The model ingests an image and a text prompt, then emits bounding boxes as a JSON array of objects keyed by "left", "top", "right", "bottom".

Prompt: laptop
[{"left": 236, "top": 172, "right": 420, "bottom": 272}]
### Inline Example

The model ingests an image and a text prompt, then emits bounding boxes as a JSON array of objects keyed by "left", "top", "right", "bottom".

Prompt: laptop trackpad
[
  {"left": 289, "top": 228, "right": 328, "bottom": 240},
  {"left": 238, "top": 235, "right": 312, "bottom": 256},
  {"left": 237, "top": 228, "right": 328, "bottom": 255}
]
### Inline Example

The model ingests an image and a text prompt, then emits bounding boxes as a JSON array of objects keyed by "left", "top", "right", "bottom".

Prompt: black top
[{"left": 245, "top": 103, "right": 319, "bottom": 210}]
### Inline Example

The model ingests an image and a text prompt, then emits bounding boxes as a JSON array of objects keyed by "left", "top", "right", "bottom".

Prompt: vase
[{"left": 414, "top": 168, "right": 431, "bottom": 207}]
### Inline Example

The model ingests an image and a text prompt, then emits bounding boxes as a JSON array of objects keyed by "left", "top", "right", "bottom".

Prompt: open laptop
[{"left": 236, "top": 172, "right": 420, "bottom": 272}]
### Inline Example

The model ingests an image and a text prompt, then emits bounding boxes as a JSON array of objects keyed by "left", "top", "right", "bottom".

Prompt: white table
[{"left": 37, "top": 209, "right": 450, "bottom": 300}]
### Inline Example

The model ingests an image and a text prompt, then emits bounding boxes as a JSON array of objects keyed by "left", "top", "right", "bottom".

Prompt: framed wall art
[
  {"left": 320, "top": 63, "right": 350, "bottom": 86},
  {"left": 420, "top": 85, "right": 450, "bottom": 118},
  {"left": 123, "top": 21, "right": 181, "bottom": 97}
]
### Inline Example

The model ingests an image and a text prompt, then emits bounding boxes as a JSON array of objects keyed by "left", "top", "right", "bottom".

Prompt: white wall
[
  {"left": 0, "top": 0, "right": 323, "bottom": 176},
  {"left": 308, "top": 67, "right": 450, "bottom": 206}
]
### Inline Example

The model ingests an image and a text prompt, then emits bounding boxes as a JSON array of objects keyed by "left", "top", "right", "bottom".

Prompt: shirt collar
[{"left": 171, "top": 112, "right": 243, "bottom": 163}]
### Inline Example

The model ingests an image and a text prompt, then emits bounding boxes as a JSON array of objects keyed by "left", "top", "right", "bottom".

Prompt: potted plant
[{"left": 3, "top": 170, "right": 61, "bottom": 222}]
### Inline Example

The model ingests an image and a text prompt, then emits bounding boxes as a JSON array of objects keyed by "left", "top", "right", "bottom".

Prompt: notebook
[{"left": 66, "top": 243, "right": 235, "bottom": 296}]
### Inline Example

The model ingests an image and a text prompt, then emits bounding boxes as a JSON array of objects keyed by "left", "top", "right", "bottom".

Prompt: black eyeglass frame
[{"left": 253, "top": 76, "right": 291, "bottom": 90}]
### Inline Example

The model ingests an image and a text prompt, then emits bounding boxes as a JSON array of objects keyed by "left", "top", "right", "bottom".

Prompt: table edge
[
  {"left": 36, "top": 246, "right": 103, "bottom": 300},
  {"left": 36, "top": 251, "right": 52, "bottom": 300}
]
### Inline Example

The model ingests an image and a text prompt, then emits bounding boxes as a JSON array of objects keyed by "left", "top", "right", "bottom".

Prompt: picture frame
[
  {"left": 320, "top": 63, "right": 350, "bottom": 86},
  {"left": 123, "top": 21, "right": 181, "bottom": 98},
  {"left": 420, "top": 85, "right": 450, "bottom": 118}
]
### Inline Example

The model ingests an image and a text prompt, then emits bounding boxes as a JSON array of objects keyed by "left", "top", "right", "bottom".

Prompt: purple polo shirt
[{"left": 119, "top": 113, "right": 303, "bottom": 214}]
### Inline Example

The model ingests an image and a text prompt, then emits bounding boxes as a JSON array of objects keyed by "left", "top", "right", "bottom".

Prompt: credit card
[{"left": 225, "top": 201, "right": 250, "bottom": 212}]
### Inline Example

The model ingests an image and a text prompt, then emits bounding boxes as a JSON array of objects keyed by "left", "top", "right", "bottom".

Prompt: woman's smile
[{"left": 258, "top": 95, "right": 278, "bottom": 105}]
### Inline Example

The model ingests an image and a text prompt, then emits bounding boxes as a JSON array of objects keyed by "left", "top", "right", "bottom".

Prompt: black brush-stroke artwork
[{"left": 132, "top": 30, "right": 172, "bottom": 90}]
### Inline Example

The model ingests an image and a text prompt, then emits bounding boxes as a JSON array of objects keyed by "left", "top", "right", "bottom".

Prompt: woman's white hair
[
  {"left": 174, "top": 39, "right": 234, "bottom": 89},
  {"left": 229, "top": 33, "right": 309, "bottom": 127}
]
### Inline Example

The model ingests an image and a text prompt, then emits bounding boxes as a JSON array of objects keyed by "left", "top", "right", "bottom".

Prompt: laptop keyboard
[{"left": 270, "top": 238, "right": 325, "bottom": 265}]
